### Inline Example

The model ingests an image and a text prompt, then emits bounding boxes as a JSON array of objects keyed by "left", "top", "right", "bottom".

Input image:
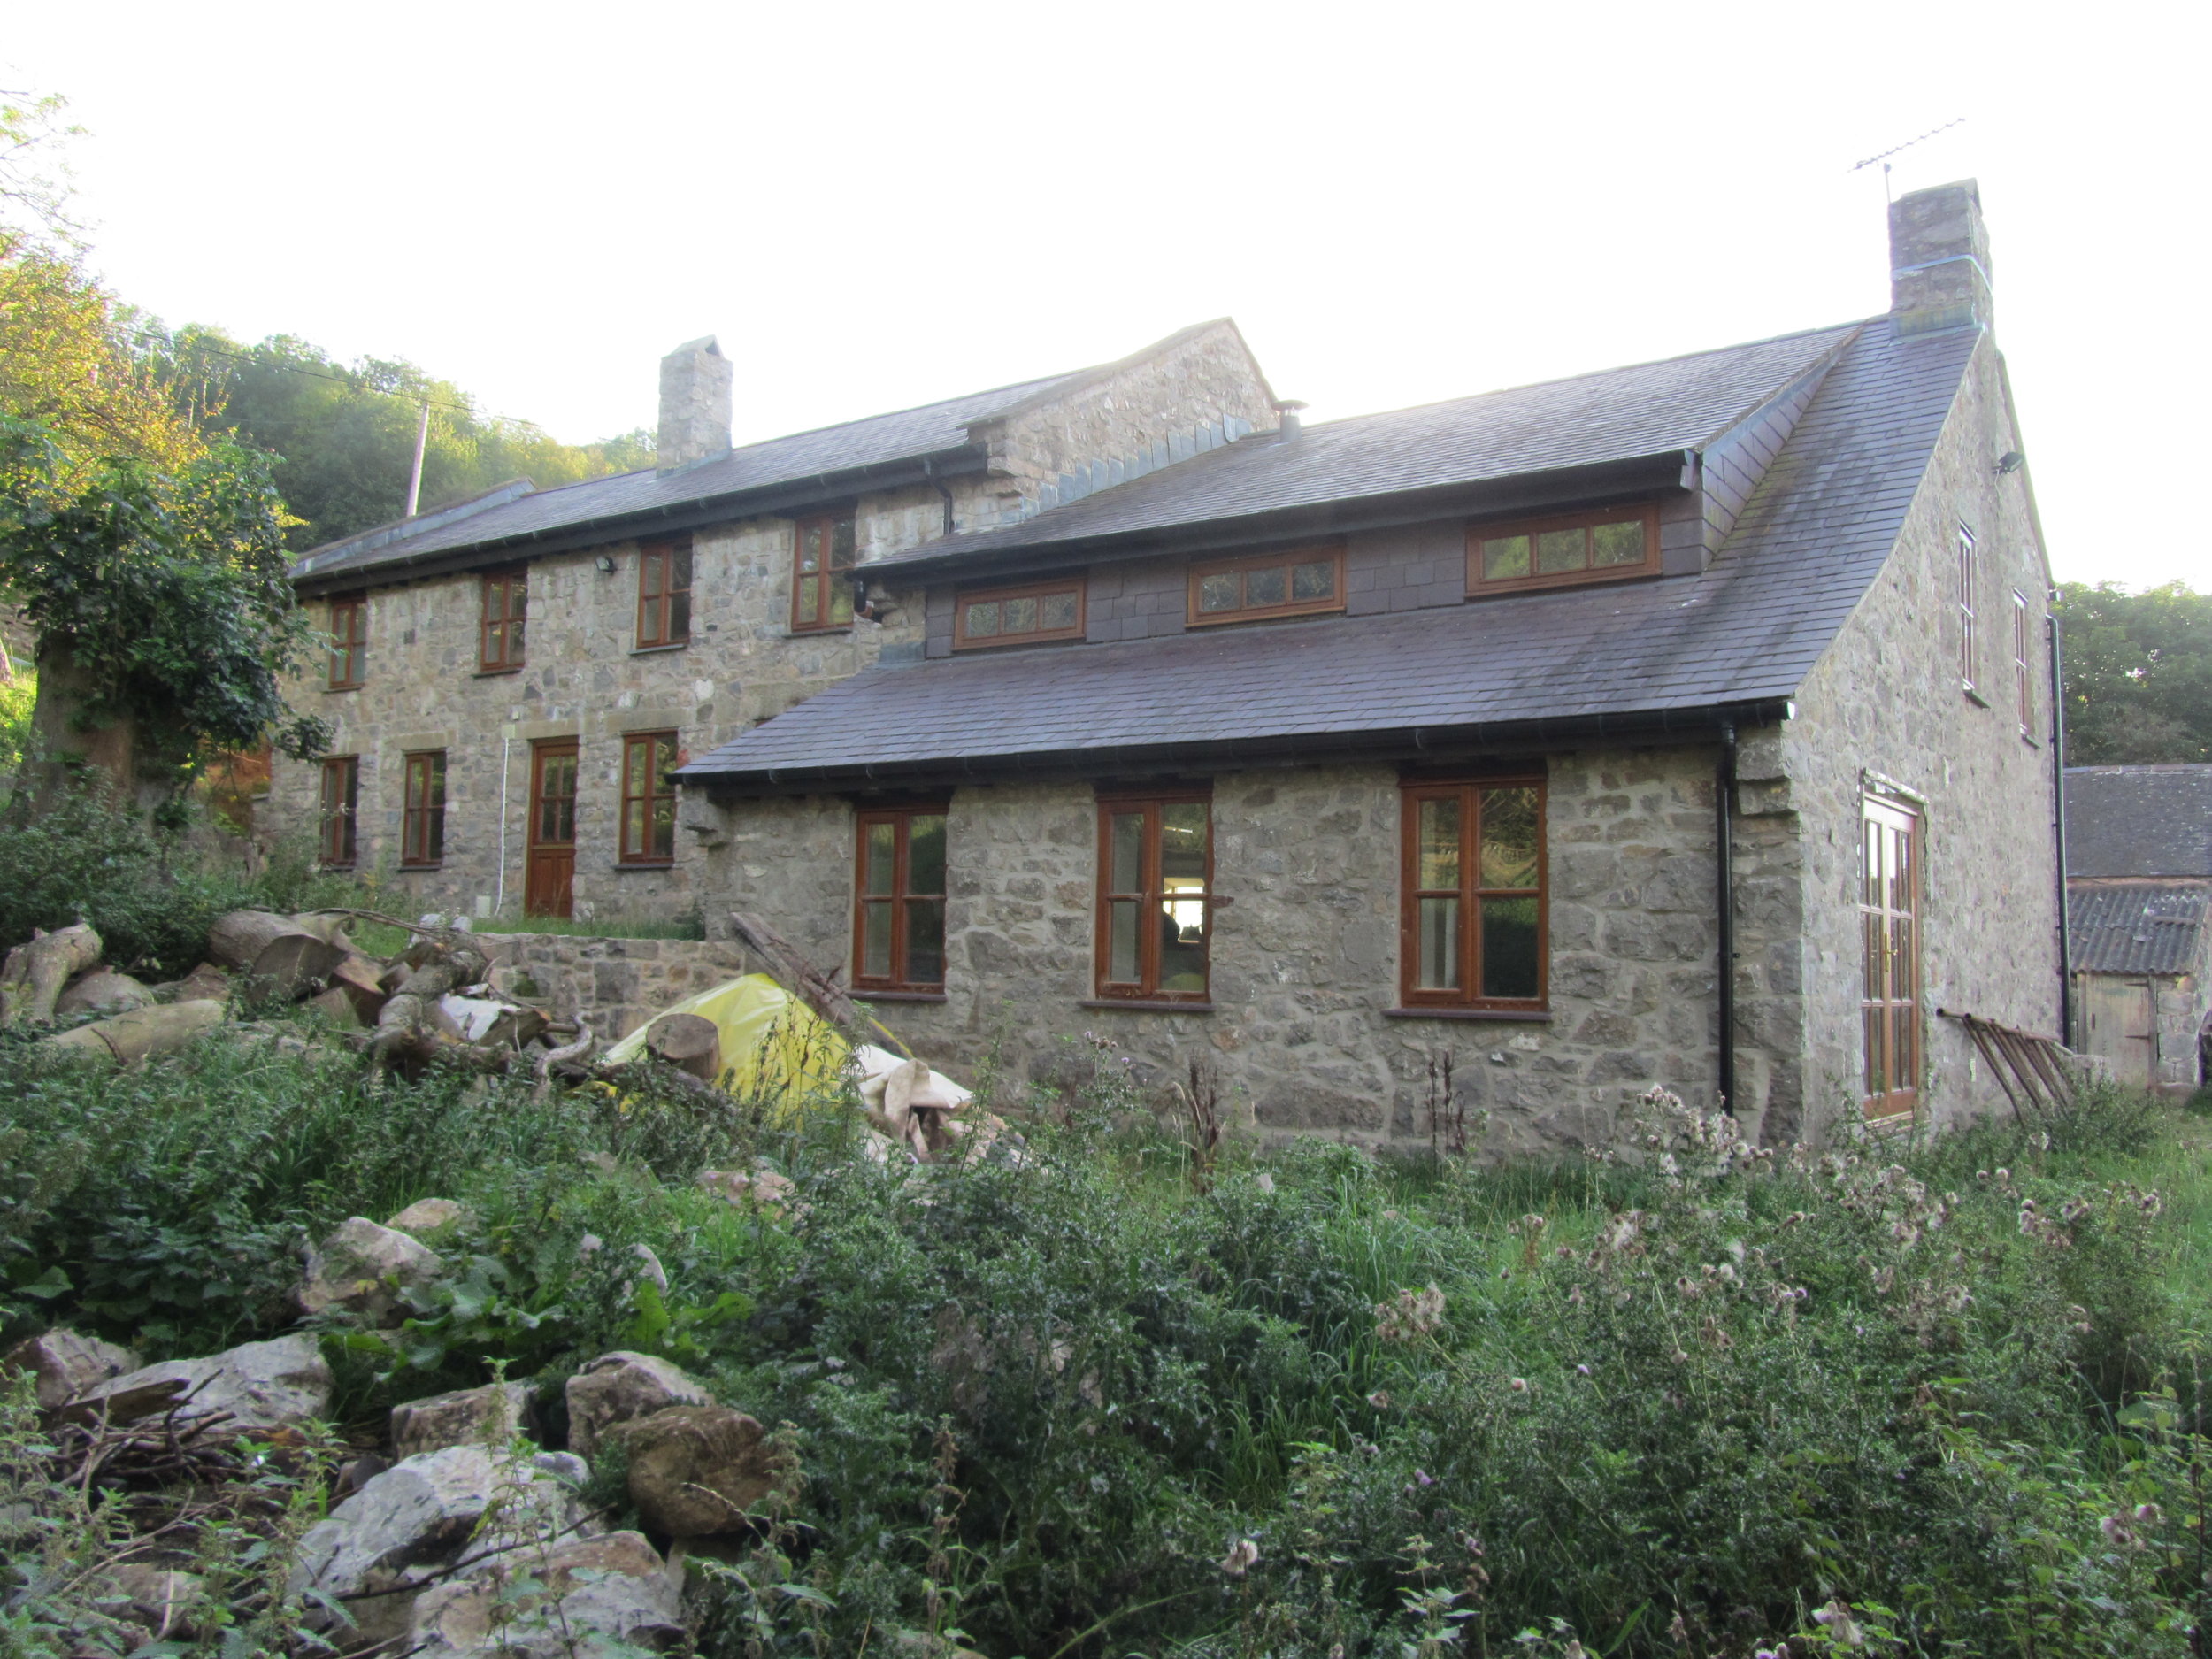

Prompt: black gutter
[
  {"left": 1716, "top": 720, "right": 1739, "bottom": 1114},
  {"left": 678, "top": 696, "right": 1797, "bottom": 799},
  {"left": 2049, "top": 606, "right": 2074, "bottom": 1047}
]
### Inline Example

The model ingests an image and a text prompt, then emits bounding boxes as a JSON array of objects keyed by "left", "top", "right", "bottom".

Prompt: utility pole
[{"left": 403, "top": 399, "right": 431, "bottom": 518}]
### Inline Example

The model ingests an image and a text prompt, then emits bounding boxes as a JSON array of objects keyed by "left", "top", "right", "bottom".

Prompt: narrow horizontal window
[
  {"left": 1399, "top": 777, "right": 1546, "bottom": 1010},
  {"left": 327, "top": 595, "right": 367, "bottom": 688},
  {"left": 1187, "top": 545, "right": 1345, "bottom": 626},
  {"left": 402, "top": 749, "right": 447, "bottom": 867},
  {"left": 480, "top": 568, "right": 528, "bottom": 672},
  {"left": 793, "top": 513, "right": 856, "bottom": 632},
  {"left": 1468, "top": 503, "right": 1658, "bottom": 595},
  {"left": 637, "top": 539, "right": 693, "bottom": 649},
  {"left": 319, "top": 757, "right": 358, "bottom": 867},
  {"left": 954, "top": 578, "right": 1087, "bottom": 649},
  {"left": 854, "top": 803, "right": 949, "bottom": 993},
  {"left": 619, "top": 731, "right": 680, "bottom": 864},
  {"left": 1095, "top": 789, "right": 1211, "bottom": 1002}
]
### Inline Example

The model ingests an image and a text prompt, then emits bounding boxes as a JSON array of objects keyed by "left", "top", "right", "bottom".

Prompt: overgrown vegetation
[
  {"left": 2059, "top": 580, "right": 2212, "bottom": 766},
  {"left": 3, "top": 1005, "right": 2208, "bottom": 1655}
]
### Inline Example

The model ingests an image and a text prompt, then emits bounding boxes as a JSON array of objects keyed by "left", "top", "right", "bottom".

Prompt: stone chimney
[
  {"left": 657, "top": 336, "right": 733, "bottom": 472},
  {"left": 1889, "top": 179, "right": 1993, "bottom": 338}
]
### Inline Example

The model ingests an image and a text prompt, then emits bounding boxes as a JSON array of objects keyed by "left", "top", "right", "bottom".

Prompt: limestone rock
[
  {"left": 409, "top": 1530, "right": 680, "bottom": 1659},
  {"left": 105, "top": 1563, "right": 205, "bottom": 1640},
  {"left": 56, "top": 969, "right": 152, "bottom": 1018},
  {"left": 564, "top": 1351, "right": 712, "bottom": 1458},
  {"left": 3, "top": 1327, "right": 141, "bottom": 1409},
  {"left": 387, "top": 1197, "right": 471, "bottom": 1239},
  {"left": 288, "top": 1444, "right": 592, "bottom": 1652},
  {"left": 299, "top": 1217, "right": 444, "bottom": 1325},
  {"left": 74, "top": 1333, "right": 331, "bottom": 1432},
  {"left": 390, "top": 1381, "right": 534, "bottom": 1459},
  {"left": 617, "top": 1404, "right": 785, "bottom": 1536}
]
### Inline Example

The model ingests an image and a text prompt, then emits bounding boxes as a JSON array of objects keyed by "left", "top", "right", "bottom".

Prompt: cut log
[
  {"left": 328, "top": 953, "right": 389, "bottom": 1023},
  {"left": 55, "top": 968, "right": 151, "bottom": 1018},
  {"left": 306, "top": 986, "right": 363, "bottom": 1029},
  {"left": 1, "top": 924, "right": 104, "bottom": 1027},
  {"left": 393, "top": 936, "right": 491, "bottom": 1000},
  {"left": 206, "top": 911, "right": 346, "bottom": 1002},
  {"left": 173, "top": 963, "right": 231, "bottom": 1003},
  {"left": 39, "top": 998, "right": 227, "bottom": 1065},
  {"left": 207, "top": 910, "right": 308, "bottom": 971},
  {"left": 645, "top": 1013, "right": 722, "bottom": 1083}
]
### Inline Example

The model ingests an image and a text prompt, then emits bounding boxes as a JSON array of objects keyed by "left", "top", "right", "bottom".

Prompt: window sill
[
  {"left": 613, "top": 861, "right": 675, "bottom": 872},
  {"left": 632, "top": 641, "right": 689, "bottom": 656},
  {"left": 474, "top": 666, "right": 524, "bottom": 679},
  {"left": 856, "top": 989, "right": 949, "bottom": 1004},
  {"left": 398, "top": 863, "right": 444, "bottom": 872},
  {"left": 324, "top": 683, "right": 362, "bottom": 694},
  {"left": 1079, "top": 998, "right": 1215, "bottom": 1014},
  {"left": 787, "top": 624, "right": 853, "bottom": 638},
  {"left": 1384, "top": 1006, "right": 1554, "bottom": 1023}
]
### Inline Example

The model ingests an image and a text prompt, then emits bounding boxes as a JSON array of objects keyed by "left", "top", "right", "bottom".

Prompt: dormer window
[
  {"left": 953, "top": 578, "right": 1087, "bottom": 649},
  {"left": 1187, "top": 545, "right": 1345, "bottom": 626},
  {"left": 1468, "top": 503, "right": 1658, "bottom": 595},
  {"left": 792, "top": 512, "right": 856, "bottom": 632}
]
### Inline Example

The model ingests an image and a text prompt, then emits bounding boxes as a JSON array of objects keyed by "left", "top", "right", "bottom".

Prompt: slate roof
[
  {"left": 290, "top": 369, "right": 1083, "bottom": 587},
  {"left": 2067, "top": 881, "right": 2211, "bottom": 974},
  {"left": 2065, "top": 766, "right": 2212, "bottom": 879},
  {"left": 682, "top": 316, "right": 1982, "bottom": 787},
  {"left": 864, "top": 323, "right": 1862, "bottom": 574}
]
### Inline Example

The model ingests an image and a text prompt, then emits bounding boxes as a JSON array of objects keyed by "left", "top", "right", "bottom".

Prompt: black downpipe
[
  {"left": 1717, "top": 722, "right": 1738, "bottom": 1113},
  {"left": 2048, "top": 608, "right": 2073, "bottom": 1047}
]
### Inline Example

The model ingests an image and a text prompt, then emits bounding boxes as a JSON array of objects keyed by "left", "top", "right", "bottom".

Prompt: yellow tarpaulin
[{"left": 602, "top": 973, "right": 854, "bottom": 1121}]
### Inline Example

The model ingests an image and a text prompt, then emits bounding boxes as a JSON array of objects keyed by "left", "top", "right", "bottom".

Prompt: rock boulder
[
  {"left": 73, "top": 1333, "right": 331, "bottom": 1432},
  {"left": 409, "top": 1531, "right": 680, "bottom": 1659},
  {"left": 3, "top": 1327, "right": 141, "bottom": 1409},
  {"left": 617, "top": 1404, "right": 787, "bottom": 1536},
  {"left": 389, "top": 1381, "right": 534, "bottom": 1459},
  {"left": 563, "top": 1351, "right": 712, "bottom": 1458},
  {"left": 299, "top": 1217, "right": 444, "bottom": 1325},
  {"left": 386, "top": 1197, "right": 471, "bottom": 1239}
]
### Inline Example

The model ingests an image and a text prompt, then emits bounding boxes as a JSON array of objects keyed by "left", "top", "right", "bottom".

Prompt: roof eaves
[{"left": 290, "top": 478, "right": 540, "bottom": 582}]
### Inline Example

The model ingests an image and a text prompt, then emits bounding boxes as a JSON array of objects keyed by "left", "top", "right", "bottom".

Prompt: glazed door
[
  {"left": 526, "top": 740, "right": 579, "bottom": 918},
  {"left": 1859, "top": 795, "right": 1922, "bottom": 1120}
]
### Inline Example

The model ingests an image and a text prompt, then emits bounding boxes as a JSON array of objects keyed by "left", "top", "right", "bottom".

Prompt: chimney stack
[
  {"left": 657, "top": 336, "right": 733, "bottom": 473},
  {"left": 1889, "top": 179, "right": 1993, "bottom": 338}
]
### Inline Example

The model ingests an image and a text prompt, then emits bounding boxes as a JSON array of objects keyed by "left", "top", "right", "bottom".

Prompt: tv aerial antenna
[{"left": 1850, "top": 117, "right": 1967, "bottom": 201}]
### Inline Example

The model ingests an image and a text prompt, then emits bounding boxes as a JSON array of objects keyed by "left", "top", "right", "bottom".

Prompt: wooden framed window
[
  {"left": 327, "top": 595, "right": 367, "bottom": 688},
  {"left": 853, "top": 803, "right": 949, "bottom": 994},
  {"left": 619, "top": 731, "right": 680, "bottom": 864},
  {"left": 2012, "top": 590, "right": 2034, "bottom": 737},
  {"left": 1956, "top": 525, "right": 1978, "bottom": 696},
  {"left": 636, "top": 540, "right": 694, "bottom": 649},
  {"left": 953, "top": 578, "right": 1086, "bottom": 649},
  {"left": 319, "top": 757, "right": 358, "bottom": 867},
  {"left": 1187, "top": 545, "right": 1345, "bottom": 626},
  {"left": 401, "top": 749, "right": 447, "bottom": 867},
  {"left": 1094, "top": 789, "right": 1212, "bottom": 1003},
  {"left": 791, "top": 512, "right": 856, "bottom": 632},
  {"left": 1861, "top": 793, "right": 1922, "bottom": 1119},
  {"left": 1469, "top": 503, "right": 1659, "bottom": 595},
  {"left": 1398, "top": 778, "right": 1545, "bottom": 1010},
  {"left": 480, "top": 568, "right": 528, "bottom": 672}
]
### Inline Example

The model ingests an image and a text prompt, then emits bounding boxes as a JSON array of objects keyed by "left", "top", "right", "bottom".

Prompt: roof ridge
[{"left": 725, "top": 366, "right": 1087, "bottom": 449}]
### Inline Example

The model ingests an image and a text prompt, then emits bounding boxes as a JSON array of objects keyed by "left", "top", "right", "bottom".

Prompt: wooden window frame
[
  {"left": 1957, "top": 525, "right": 1978, "bottom": 698},
  {"left": 790, "top": 511, "right": 857, "bottom": 633},
  {"left": 618, "top": 730, "right": 680, "bottom": 865},
  {"left": 852, "top": 803, "right": 951, "bottom": 995},
  {"left": 2012, "top": 589, "right": 2034, "bottom": 739},
  {"left": 635, "top": 539, "right": 694, "bottom": 650},
  {"left": 1092, "top": 787, "right": 1214, "bottom": 1005},
  {"left": 952, "top": 577, "right": 1088, "bottom": 650},
  {"left": 480, "top": 567, "right": 528, "bottom": 672},
  {"left": 1466, "top": 502, "right": 1661, "bottom": 596},
  {"left": 1396, "top": 775, "right": 1548, "bottom": 1011},
  {"left": 1860, "top": 792, "right": 1923, "bottom": 1120},
  {"left": 1186, "top": 544, "right": 1346, "bottom": 627},
  {"left": 327, "top": 595, "right": 367, "bottom": 689},
  {"left": 401, "top": 749, "right": 447, "bottom": 869},
  {"left": 319, "top": 756, "right": 358, "bottom": 868}
]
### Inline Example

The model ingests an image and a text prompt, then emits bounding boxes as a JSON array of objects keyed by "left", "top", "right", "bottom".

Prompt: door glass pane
[
  {"left": 1199, "top": 573, "right": 1238, "bottom": 612},
  {"left": 1110, "top": 812, "right": 1143, "bottom": 893},
  {"left": 907, "top": 898, "right": 945, "bottom": 986},
  {"left": 1292, "top": 559, "right": 1335, "bottom": 601},
  {"left": 1592, "top": 519, "right": 1644, "bottom": 567},
  {"left": 864, "top": 821, "right": 896, "bottom": 895},
  {"left": 1482, "top": 535, "right": 1530, "bottom": 580},
  {"left": 1417, "top": 896, "right": 1461, "bottom": 990},
  {"left": 964, "top": 601, "right": 1001, "bottom": 638},
  {"left": 908, "top": 815, "right": 947, "bottom": 895},
  {"left": 1159, "top": 906, "right": 1206, "bottom": 992},
  {"left": 1536, "top": 528, "right": 1586, "bottom": 574},
  {"left": 1863, "top": 820, "right": 1882, "bottom": 906},
  {"left": 1042, "top": 591, "right": 1079, "bottom": 630},
  {"left": 1863, "top": 913, "right": 1883, "bottom": 999},
  {"left": 1004, "top": 595, "right": 1039, "bottom": 634},
  {"left": 1160, "top": 803, "right": 1209, "bottom": 991},
  {"left": 1479, "top": 787, "right": 1540, "bottom": 887},
  {"left": 1893, "top": 918, "right": 1915, "bottom": 998},
  {"left": 861, "top": 901, "right": 893, "bottom": 978},
  {"left": 1479, "top": 895, "right": 1540, "bottom": 998},
  {"left": 1246, "top": 566, "right": 1286, "bottom": 608},
  {"left": 1417, "top": 796, "right": 1460, "bottom": 889},
  {"left": 1108, "top": 899, "right": 1139, "bottom": 982},
  {"left": 1889, "top": 827, "right": 1912, "bottom": 915},
  {"left": 1864, "top": 1005, "right": 1887, "bottom": 1096}
]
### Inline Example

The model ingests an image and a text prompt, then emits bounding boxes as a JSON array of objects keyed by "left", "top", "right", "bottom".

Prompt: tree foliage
[{"left": 2056, "top": 581, "right": 2212, "bottom": 766}]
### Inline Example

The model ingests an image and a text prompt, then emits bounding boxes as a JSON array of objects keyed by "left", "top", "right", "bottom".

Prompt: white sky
[{"left": 7, "top": 1, "right": 2204, "bottom": 591}]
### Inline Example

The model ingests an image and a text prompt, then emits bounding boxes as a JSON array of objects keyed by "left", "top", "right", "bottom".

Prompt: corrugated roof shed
[
  {"left": 680, "top": 315, "right": 1979, "bottom": 788},
  {"left": 2068, "top": 882, "right": 2211, "bottom": 974},
  {"left": 2065, "top": 766, "right": 2212, "bottom": 879}
]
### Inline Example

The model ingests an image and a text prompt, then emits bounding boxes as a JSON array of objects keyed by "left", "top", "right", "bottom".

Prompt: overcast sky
[{"left": 7, "top": 2, "right": 2202, "bottom": 591}]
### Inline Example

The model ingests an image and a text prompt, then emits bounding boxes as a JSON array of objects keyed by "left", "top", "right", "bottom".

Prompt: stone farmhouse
[
  {"left": 278, "top": 179, "right": 2061, "bottom": 1149},
  {"left": 2063, "top": 764, "right": 2212, "bottom": 1094}
]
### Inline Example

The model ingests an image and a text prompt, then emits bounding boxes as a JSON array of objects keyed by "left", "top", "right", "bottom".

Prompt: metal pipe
[
  {"left": 1716, "top": 721, "right": 1739, "bottom": 1113},
  {"left": 495, "top": 732, "right": 512, "bottom": 919},
  {"left": 2048, "top": 606, "right": 2073, "bottom": 1047}
]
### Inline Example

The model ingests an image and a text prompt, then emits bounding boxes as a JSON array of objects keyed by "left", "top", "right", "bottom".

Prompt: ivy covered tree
[{"left": 2056, "top": 582, "right": 2212, "bottom": 766}]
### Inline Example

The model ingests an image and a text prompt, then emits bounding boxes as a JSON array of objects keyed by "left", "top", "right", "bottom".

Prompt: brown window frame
[
  {"left": 618, "top": 730, "right": 680, "bottom": 865},
  {"left": 327, "top": 595, "right": 367, "bottom": 689},
  {"left": 480, "top": 568, "right": 528, "bottom": 672},
  {"left": 1093, "top": 787, "right": 1214, "bottom": 1005},
  {"left": 952, "top": 577, "right": 1087, "bottom": 649},
  {"left": 319, "top": 756, "right": 358, "bottom": 867},
  {"left": 2012, "top": 589, "right": 2034, "bottom": 738},
  {"left": 636, "top": 539, "right": 694, "bottom": 650},
  {"left": 1467, "top": 502, "right": 1661, "bottom": 595},
  {"left": 401, "top": 749, "right": 447, "bottom": 868},
  {"left": 852, "top": 803, "right": 951, "bottom": 995},
  {"left": 1956, "top": 525, "right": 1978, "bottom": 697},
  {"left": 1187, "top": 544, "right": 1346, "bottom": 626},
  {"left": 790, "top": 511, "right": 857, "bottom": 633},
  {"left": 1396, "top": 776, "right": 1548, "bottom": 1011},
  {"left": 1861, "top": 792, "right": 1922, "bottom": 1120}
]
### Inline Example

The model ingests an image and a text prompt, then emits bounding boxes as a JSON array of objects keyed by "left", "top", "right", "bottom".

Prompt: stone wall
[{"left": 474, "top": 932, "right": 752, "bottom": 1042}]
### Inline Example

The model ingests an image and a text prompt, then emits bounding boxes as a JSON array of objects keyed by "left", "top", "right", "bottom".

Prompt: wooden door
[
  {"left": 526, "top": 740, "right": 579, "bottom": 918},
  {"left": 2078, "top": 974, "right": 2155, "bottom": 1088},
  {"left": 1860, "top": 795, "right": 1922, "bottom": 1120}
]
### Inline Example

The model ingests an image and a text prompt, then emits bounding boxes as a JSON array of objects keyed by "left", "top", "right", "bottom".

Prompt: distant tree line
[{"left": 2056, "top": 582, "right": 2212, "bottom": 767}]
